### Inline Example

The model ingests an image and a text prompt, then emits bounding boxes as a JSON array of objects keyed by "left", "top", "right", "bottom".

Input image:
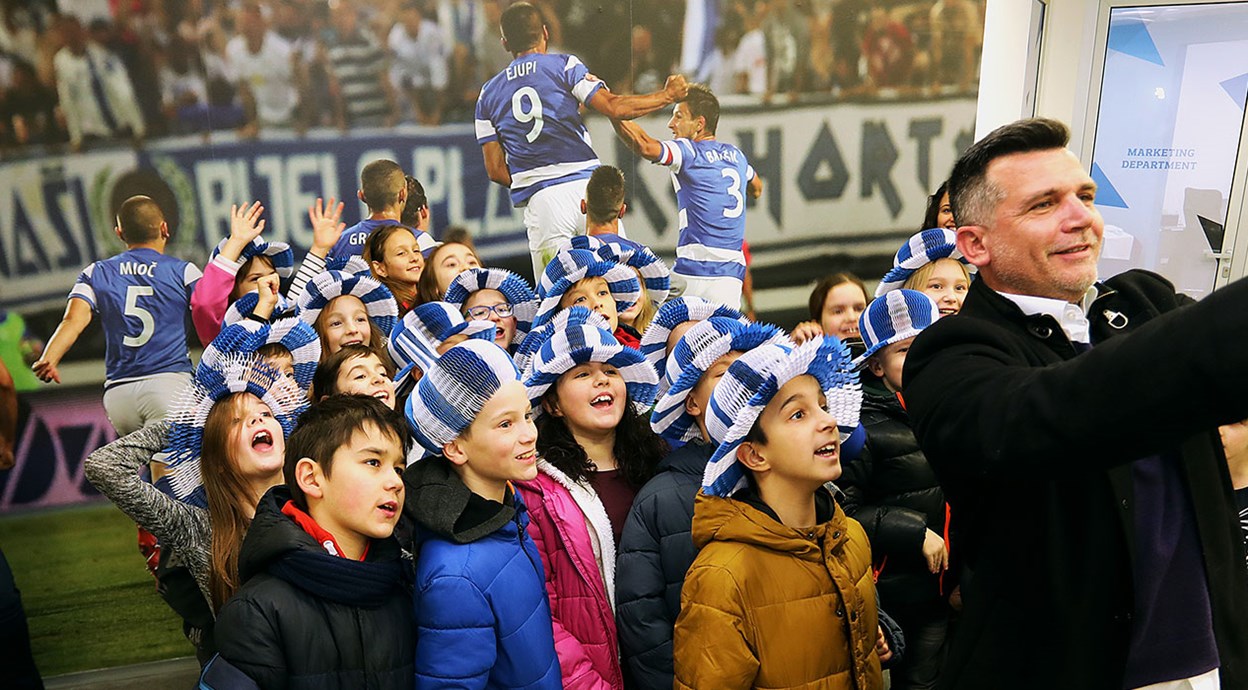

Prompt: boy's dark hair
[
  {"left": 284, "top": 395, "right": 410, "bottom": 510},
  {"left": 501, "top": 2, "right": 544, "bottom": 54},
  {"left": 585, "top": 166, "right": 626, "bottom": 225},
  {"left": 256, "top": 342, "right": 293, "bottom": 362},
  {"left": 922, "top": 179, "right": 950, "bottom": 230},
  {"left": 360, "top": 159, "right": 406, "bottom": 211},
  {"left": 400, "top": 175, "right": 428, "bottom": 227},
  {"left": 312, "top": 344, "right": 394, "bottom": 400},
  {"left": 685, "top": 83, "right": 720, "bottom": 135},
  {"left": 947, "top": 118, "right": 1069, "bottom": 227},
  {"left": 744, "top": 416, "right": 768, "bottom": 446},
  {"left": 807, "top": 273, "right": 868, "bottom": 321},
  {"left": 536, "top": 391, "right": 667, "bottom": 489},
  {"left": 117, "top": 195, "right": 165, "bottom": 244}
]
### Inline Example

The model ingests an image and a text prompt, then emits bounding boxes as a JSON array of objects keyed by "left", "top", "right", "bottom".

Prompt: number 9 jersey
[
  {"left": 69, "top": 247, "right": 201, "bottom": 386},
  {"left": 475, "top": 52, "right": 604, "bottom": 206}
]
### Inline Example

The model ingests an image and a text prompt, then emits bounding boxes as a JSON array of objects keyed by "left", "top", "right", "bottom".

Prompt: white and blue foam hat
[
  {"left": 389, "top": 302, "right": 497, "bottom": 386},
  {"left": 565, "top": 234, "right": 671, "bottom": 305},
  {"left": 154, "top": 353, "right": 308, "bottom": 508},
  {"left": 405, "top": 339, "right": 520, "bottom": 455},
  {"left": 324, "top": 255, "right": 372, "bottom": 275},
  {"left": 533, "top": 248, "right": 641, "bottom": 328},
  {"left": 521, "top": 316, "right": 659, "bottom": 418},
  {"left": 296, "top": 269, "right": 399, "bottom": 338},
  {"left": 640, "top": 296, "right": 748, "bottom": 377},
  {"left": 512, "top": 306, "right": 612, "bottom": 376},
  {"left": 211, "top": 236, "right": 294, "bottom": 279},
  {"left": 208, "top": 301, "right": 321, "bottom": 393},
  {"left": 650, "top": 317, "right": 792, "bottom": 442},
  {"left": 855, "top": 289, "right": 939, "bottom": 368},
  {"left": 875, "top": 228, "right": 974, "bottom": 297},
  {"left": 702, "top": 337, "right": 862, "bottom": 498},
  {"left": 442, "top": 267, "right": 538, "bottom": 346}
]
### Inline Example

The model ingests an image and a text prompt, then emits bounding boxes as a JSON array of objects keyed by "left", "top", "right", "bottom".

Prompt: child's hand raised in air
[
  {"left": 308, "top": 197, "right": 346, "bottom": 259},
  {"left": 220, "top": 201, "right": 267, "bottom": 263}
]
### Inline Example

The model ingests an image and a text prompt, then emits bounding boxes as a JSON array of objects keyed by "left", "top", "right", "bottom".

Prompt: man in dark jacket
[
  {"left": 904, "top": 117, "right": 1248, "bottom": 690},
  {"left": 209, "top": 396, "right": 414, "bottom": 690}
]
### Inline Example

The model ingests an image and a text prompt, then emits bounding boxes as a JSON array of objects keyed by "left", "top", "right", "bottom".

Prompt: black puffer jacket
[
  {"left": 615, "top": 439, "right": 713, "bottom": 690},
  {"left": 840, "top": 390, "right": 946, "bottom": 607},
  {"left": 213, "top": 487, "right": 414, "bottom": 690}
]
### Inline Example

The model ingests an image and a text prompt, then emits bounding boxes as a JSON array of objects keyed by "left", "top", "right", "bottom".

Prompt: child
[
  {"left": 208, "top": 395, "right": 413, "bottom": 689},
  {"left": 311, "top": 344, "right": 397, "bottom": 408},
  {"left": 673, "top": 337, "right": 883, "bottom": 690},
  {"left": 416, "top": 241, "right": 483, "bottom": 303},
  {"left": 84, "top": 353, "right": 307, "bottom": 658},
  {"left": 875, "top": 228, "right": 973, "bottom": 317},
  {"left": 402, "top": 340, "right": 562, "bottom": 689},
  {"left": 617, "top": 317, "right": 788, "bottom": 689},
  {"left": 533, "top": 247, "right": 643, "bottom": 349},
  {"left": 638, "top": 296, "right": 747, "bottom": 392},
  {"left": 568, "top": 234, "right": 671, "bottom": 336},
  {"left": 389, "top": 301, "right": 498, "bottom": 401},
  {"left": 517, "top": 315, "right": 664, "bottom": 689},
  {"left": 297, "top": 268, "right": 399, "bottom": 360},
  {"left": 191, "top": 202, "right": 294, "bottom": 346},
  {"left": 34, "top": 195, "right": 202, "bottom": 435},
  {"left": 842, "top": 289, "right": 949, "bottom": 690},
  {"left": 218, "top": 288, "right": 321, "bottom": 396},
  {"left": 801, "top": 273, "right": 869, "bottom": 342},
  {"left": 444, "top": 267, "right": 539, "bottom": 353},
  {"left": 367, "top": 223, "right": 430, "bottom": 313}
]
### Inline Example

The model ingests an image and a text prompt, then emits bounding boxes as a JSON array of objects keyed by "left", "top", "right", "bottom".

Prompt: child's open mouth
[
  {"left": 590, "top": 393, "right": 614, "bottom": 410},
  {"left": 377, "top": 501, "right": 398, "bottom": 519},
  {"left": 251, "top": 430, "right": 274, "bottom": 452},
  {"left": 814, "top": 442, "right": 838, "bottom": 459}
]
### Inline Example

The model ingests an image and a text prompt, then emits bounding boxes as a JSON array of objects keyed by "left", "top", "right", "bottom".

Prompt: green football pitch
[{"left": 0, "top": 502, "right": 190, "bottom": 677}]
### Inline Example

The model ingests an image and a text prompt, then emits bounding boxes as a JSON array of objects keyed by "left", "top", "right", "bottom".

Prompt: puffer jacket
[
  {"left": 673, "top": 487, "right": 883, "bottom": 690},
  {"left": 840, "top": 390, "right": 947, "bottom": 607},
  {"left": 615, "top": 440, "right": 712, "bottom": 690},
  {"left": 402, "top": 456, "right": 562, "bottom": 689},
  {"left": 212, "top": 486, "right": 414, "bottom": 690},
  {"left": 515, "top": 461, "right": 623, "bottom": 690}
]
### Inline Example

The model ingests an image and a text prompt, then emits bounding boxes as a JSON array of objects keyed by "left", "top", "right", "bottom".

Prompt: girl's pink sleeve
[{"left": 191, "top": 256, "right": 242, "bottom": 347}]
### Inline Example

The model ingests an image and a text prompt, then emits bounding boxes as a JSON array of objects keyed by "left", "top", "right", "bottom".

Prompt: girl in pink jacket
[{"left": 517, "top": 311, "right": 666, "bottom": 690}]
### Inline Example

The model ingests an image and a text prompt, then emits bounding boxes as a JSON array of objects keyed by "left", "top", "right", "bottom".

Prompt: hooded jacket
[
  {"left": 615, "top": 440, "right": 712, "bottom": 690},
  {"left": 515, "top": 461, "right": 624, "bottom": 690},
  {"left": 402, "top": 456, "right": 562, "bottom": 690},
  {"left": 673, "top": 487, "right": 883, "bottom": 690},
  {"left": 212, "top": 486, "right": 414, "bottom": 690}
]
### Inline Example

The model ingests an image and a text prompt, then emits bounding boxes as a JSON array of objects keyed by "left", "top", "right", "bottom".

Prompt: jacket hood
[
  {"left": 402, "top": 455, "right": 517, "bottom": 544},
  {"left": 690, "top": 486, "right": 846, "bottom": 562},
  {"left": 863, "top": 388, "right": 906, "bottom": 416},
  {"left": 239, "top": 485, "right": 405, "bottom": 607},
  {"left": 656, "top": 438, "right": 714, "bottom": 477}
]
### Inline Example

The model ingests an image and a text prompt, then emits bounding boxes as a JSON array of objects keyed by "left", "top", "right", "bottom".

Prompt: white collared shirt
[{"left": 996, "top": 287, "right": 1098, "bottom": 345}]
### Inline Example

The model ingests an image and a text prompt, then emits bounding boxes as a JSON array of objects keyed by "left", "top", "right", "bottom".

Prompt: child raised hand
[
  {"left": 253, "top": 274, "right": 281, "bottom": 321},
  {"left": 307, "top": 197, "right": 346, "bottom": 260},
  {"left": 219, "top": 201, "right": 267, "bottom": 263}
]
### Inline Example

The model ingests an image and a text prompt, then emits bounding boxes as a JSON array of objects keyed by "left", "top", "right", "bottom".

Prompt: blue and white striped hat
[
  {"left": 521, "top": 320, "right": 659, "bottom": 418},
  {"left": 211, "top": 236, "right": 294, "bottom": 279},
  {"left": 855, "top": 289, "right": 939, "bottom": 367},
  {"left": 651, "top": 318, "right": 791, "bottom": 442},
  {"left": 443, "top": 267, "right": 538, "bottom": 346},
  {"left": 155, "top": 353, "right": 308, "bottom": 508},
  {"left": 533, "top": 248, "right": 640, "bottom": 328},
  {"left": 639, "top": 296, "right": 748, "bottom": 377},
  {"left": 565, "top": 234, "right": 671, "bottom": 305},
  {"left": 205, "top": 308, "right": 321, "bottom": 393},
  {"left": 702, "top": 337, "right": 862, "bottom": 498},
  {"left": 222, "top": 290, "right": 298, "bottom": 327},
  {"left": 389, "top": 302, "right": 496, "bottom": 385},
  {"left": 324, "top": 255, "right": 373, "bottom": 275},
  {"left": 405, "top": 340, "right": 520, "bottom": 455},
  {"left": 512, "top": 306, "right": 612, "bottom": 376},
  {"left": 875, "top": 228, "right": 974, "bottom": 297},
  {"left": 296, "top": 269, "right": 399, "bottom": 339}
]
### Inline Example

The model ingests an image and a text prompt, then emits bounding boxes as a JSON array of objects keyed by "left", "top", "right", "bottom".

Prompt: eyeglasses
[{"left": 465, "top": 303, "right": 514, "bottom": 320}]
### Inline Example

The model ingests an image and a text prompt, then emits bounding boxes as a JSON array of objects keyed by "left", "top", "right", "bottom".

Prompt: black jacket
[
  {"left": 841, "top": 391, "right": 946, "bottom": 607},
  {"left": 904, "top": 271, "right": 1248, "bottom": 690},
  {"left": 615, "top": 440, "right": 712, "bottom": 690},
  {"left": 212, "top": 487, "right": 415, "bottom": 690}
]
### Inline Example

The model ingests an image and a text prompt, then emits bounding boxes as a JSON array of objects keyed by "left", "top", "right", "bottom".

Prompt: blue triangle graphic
[
  {"left": 1091, "top": 162, "right": 1128, "bottom": 209},
  {"left": 1220, "top": 73, "right": 1248, "bottom": 111},
  {"left": 1107, "top": 20, "right": 1164, "bottom": 67}
]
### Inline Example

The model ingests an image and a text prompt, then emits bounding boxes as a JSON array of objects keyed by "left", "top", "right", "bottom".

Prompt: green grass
[{"left": 0, "top": 502, "right": 190, "bottom": 676}]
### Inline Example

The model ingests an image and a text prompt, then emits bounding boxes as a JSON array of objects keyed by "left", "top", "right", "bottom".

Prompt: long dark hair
[
  {"left": 537, "top": 391, "right": 667, "bottom": 489},
  {"left": 922, "top": 180, "right": 950, "bottom": 231}
]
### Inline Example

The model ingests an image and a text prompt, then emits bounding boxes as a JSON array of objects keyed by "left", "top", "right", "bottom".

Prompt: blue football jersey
[
  {"left": 476, "top": 52, "right": 604, "bottom": 205},
  {"left": 328, "top": 218, "right": 398, "bottom": 263},
  {"left": 657, "top": 138, "right": 756, "bottom": 281},
  {"left": 69, "top": 248, "right": 201, "bottom": 384}
]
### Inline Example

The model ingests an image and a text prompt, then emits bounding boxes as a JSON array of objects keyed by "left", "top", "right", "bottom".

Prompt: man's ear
[
  {"left": 580, "top": 199, "right": 588, "bottom": 216},
  {"left": 159, "top": 221, "right": 170, "bottom": 240},
  {"left": 295, "top": 457, "right": 326, "bottom": 500},
  {"left": 737, "top": 441, "right": 768, "bottom": 473},
  {"left": 956, "top": 225, "right": 990, "bottom": 269},
  {"left": 113, "top": 225, "right": 125, "bottom": 243},
  {"left": 357, "top": 188, "right": 367, "bottom": 204},
  {"left": 443, "top": 436, "right": 468, "bottom": 466},
  {"left": 617, "top": 203, "right": 627, "bottom": 220}
]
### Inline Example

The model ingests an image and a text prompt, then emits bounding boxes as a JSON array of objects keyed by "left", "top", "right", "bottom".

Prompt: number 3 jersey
[
  {"left": 657, "top": 138, "right": 756, "bottom": 282},
  {"left": 69, "top": 248, "right": 201, "bottom": 386},
  {"left": 475, "top": 52, "right": 604, "bottom": 206}
]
